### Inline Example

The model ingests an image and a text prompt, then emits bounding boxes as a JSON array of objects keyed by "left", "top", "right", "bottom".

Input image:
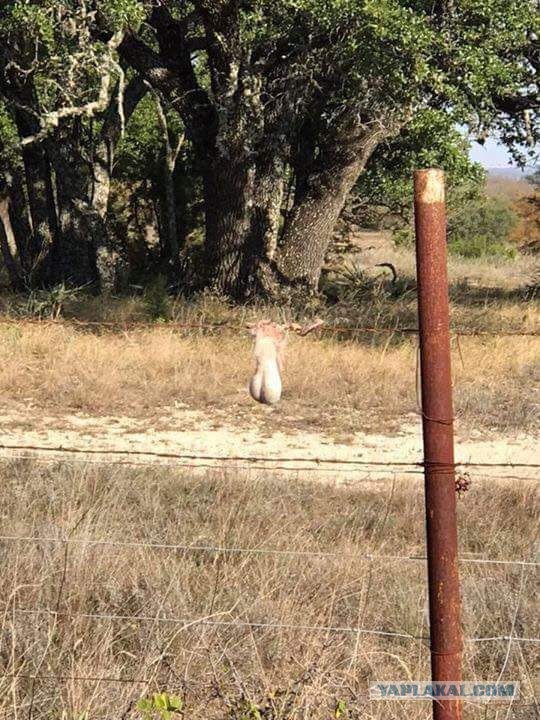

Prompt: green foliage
[
  {"left": 392, "top": 194, "right": 518, "bottom": 259},
  {"left": 354, "top": 109, "right": 485, "bottom": 226},
  {"left": 96, "top": 0, "right": 145, "bottom": 31},
  {"left": 0, "top": 100, "right": 19, "bottom": 167},
  {"left": 1, "top": 1, "right": 55, "bottom": 49},
  {"left": 0, "top": 0, "right": 536, "bottom": 294},
  {"left": 392, "top": 227, "right": 414, "bottom": 248},
  {"left": 447, "top": 197, "right": 518, "bottom": 259},
  {"left": 322, "top": 262, "right": 414, "bottom": 305},
  {"left": 242, "top": 0, "right": 537, "bottom": 161},
  {"left": 237, "top": 701, "right": 263, "bottom": 720},
  {"left": 136, "top": 693, "right": 183, "bottom": 720},
  {"left": 334, "top": 699, "right": 348, "bottom": 718},
  {"left": 527, "top": 170, "right": 540, "bottom": 188},
  {"left": 115, "top": 95, "right": 183, "bottom": 182},
  {"left": 24, "top": 284, "right": 87, "bottom": 319},
  {"left": 143, "top": 275, "right": 171, "bottom": 321},
  {"left": 448, "top": 235, "right": 516, "bottom": 260}
]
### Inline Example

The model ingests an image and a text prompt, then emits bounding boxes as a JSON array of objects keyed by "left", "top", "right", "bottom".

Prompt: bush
[
  {"left": 143, "top": 275, "right": 170, "bottom": 320},
  {"left": 448, "top": 235, "right": 516, "bottom": 259},
  {"left": 391, "top": 195, "right": 518, "bottom": 259},
  {"left": 392, "top": 227, "right": 414, "bottom": 248},
  {"left": 447, "top": 196, "right": 517, "bottom": 258}
]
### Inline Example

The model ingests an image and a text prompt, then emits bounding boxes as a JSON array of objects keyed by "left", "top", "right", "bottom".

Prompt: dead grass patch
[
  {"left": 0, "top": 320, "right": 538, "bottom": 436},
  {"left": 0, "top": 461, "right": 537, "bottom": 719}
]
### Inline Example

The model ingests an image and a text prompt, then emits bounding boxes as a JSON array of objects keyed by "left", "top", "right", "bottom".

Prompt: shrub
[
  {"left": 447, "top": 196, "right": 517, "bottom": 258},
  {"left": 391, "top": 195, "right": 518, "bottom": 259},
  {"left": 143, "top": 275, "right": 170, "bottom": 320},
  {"left": 448, "top": 235, "right": 516, "bottom": 259}
]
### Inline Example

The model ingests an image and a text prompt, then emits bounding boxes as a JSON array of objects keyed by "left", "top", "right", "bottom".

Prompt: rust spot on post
[{"left": 414, "top": 169, "right": 463, "bottom": 720}]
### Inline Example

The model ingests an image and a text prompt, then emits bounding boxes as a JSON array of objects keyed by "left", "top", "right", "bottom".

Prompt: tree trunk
[
  {"left": 202, "top": 155, "right": 254, "bottom": 297},
  {"left": 251, "top": 155, "right": 284, "bottom": 262},
  {"left": 48, "top": 123, "right": 99, "bottom": 288},
  {"left": 153, "top": 93, "right": 184, "bottom": 268},
  {"left": 0, "top": 196, "right": 24, "bottom": 290},
  {"left": 244, "top": 153, "right": 285, "bottom": 295},
  {"left": 13, "top": 104, "right": 59, "bottom": 282},
  {"left": 92, "top": 76, "right": 147, "bottom": 291},
  {"left": 0, "top": 168, "right": 32, "bottom": 275},
  {"left": 275, "top": 122, "right": 389, "bottom": 290}
]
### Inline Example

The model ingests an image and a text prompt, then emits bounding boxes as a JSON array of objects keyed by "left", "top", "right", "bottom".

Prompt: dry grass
[
  {"left": 0, "top": 317, "right": 537, "bottom": 436},
  {"left": 0, "top": 460, "right": 537, "bottom": 719}
]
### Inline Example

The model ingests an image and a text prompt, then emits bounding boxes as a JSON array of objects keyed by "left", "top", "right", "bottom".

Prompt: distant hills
[{"left": 486, "top": 166, "right": 536, "bottom": 179}]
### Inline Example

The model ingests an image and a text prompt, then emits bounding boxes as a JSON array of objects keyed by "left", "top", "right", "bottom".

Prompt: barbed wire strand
[
  {"left": 1, "top": 671, "right": 149, "bottom": 684},
  {"left": 1, "top": 452, "right": 537, "bottom": 482},
  {"left": 0, "top": 442, "right": 537, "bottom": 470},
  {"left": 7, "top": 608, "right": 540, "bottom": 644},
  {"left": 0, "top": 451, "right": 426, "bottom": 475},
  {"left": 12, "top": 608, "right": 426, "bottom": 640},
  {"left": 0, "top": 534, "right": 537, "bottom": 568},
  {"left": 0, "top": 316, "right": 537, "bottom": 337}
]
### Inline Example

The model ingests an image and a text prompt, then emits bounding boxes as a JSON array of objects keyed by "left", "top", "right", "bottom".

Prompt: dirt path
[{"left": 0, "top": 406, "right": 537, "bottom": 485}]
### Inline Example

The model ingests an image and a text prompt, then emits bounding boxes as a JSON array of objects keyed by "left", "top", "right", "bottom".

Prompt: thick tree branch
[
  {"left": 118, "top": 29, "right": 216, "bottom": 144},
  {"left": 493, "top": 93, "right": 540, "bottom": 114},
  {"left": 19, "top": 32, "right": 125, "bottom": 146},
  {"left": 100, "top": 74, "right": 147, "bottom": 147}
]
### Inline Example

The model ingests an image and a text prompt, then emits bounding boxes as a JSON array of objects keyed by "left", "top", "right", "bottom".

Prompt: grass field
[
  {"left": 0, "top": 461, "right": 537, "bottom": 719},
  {"left": 0, "top": 246, "right": 538, "bottom": 719},
  {"left": 0, "top": 257, "right": 537, "bottom": 438}
]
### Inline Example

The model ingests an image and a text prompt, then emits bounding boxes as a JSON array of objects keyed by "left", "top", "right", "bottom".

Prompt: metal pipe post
[{"left": 414, "top": 168, "right": 463, "bottom": 720}]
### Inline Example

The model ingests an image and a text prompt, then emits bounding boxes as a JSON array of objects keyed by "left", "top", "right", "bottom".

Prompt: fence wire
[
  {"left": 0, "top": 441, "right": 538, "bottom": 472},
  {"left": 0, "top": 534, "right": 537, "bottom": 568},
  {"left": 6, "top": 607, "right": 540, "bottom": 645},
  {"left": 0, "top": 316, "right": 538, "bottom": 337}
]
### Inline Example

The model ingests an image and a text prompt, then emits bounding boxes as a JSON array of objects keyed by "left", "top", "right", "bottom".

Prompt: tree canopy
[{"left": 0, "top": 0, "right": 537, "bottom": 296}]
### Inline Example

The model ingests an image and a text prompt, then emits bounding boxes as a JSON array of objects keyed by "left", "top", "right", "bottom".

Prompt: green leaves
[
  {"left": 1, "top": 1, "right": 55, "bottom": 49},
  {"left": 136, "top": 692, "right": 183, "bottom": 720},
  {"left": 96, "top": 0, "right": 146, "bottom": 31},
  {"left": 354, "top": 108, "right": 486, "bottom": 225},
  {"left": 334, "top": 699, "right": 348, "bottom": 717}
]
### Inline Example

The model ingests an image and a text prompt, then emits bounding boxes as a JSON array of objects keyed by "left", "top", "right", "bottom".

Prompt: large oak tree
[{"left": 0, "top": 0, "right": 537, "bottom": 296}]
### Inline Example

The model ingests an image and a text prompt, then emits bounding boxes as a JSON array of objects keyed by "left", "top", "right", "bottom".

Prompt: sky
[
  {"left": 469, "top": 138, "right": 515, "bottom": 169},
  {"left": 468, "top": 137, "right": 538, "bottom": 171}
]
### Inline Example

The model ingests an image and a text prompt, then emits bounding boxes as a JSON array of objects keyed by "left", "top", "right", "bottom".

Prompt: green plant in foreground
[
  {"left": 24, "top": 283, "right": 87, "bottom": 319},
  {"left": 334, "top": 699, "right": 350, "bottom": 717},
  {"left": 136, "top": 692, "right": 183, "bottom": 719},
  {"left": 238, "top": 700, "right": 263, "bottom": 719}
]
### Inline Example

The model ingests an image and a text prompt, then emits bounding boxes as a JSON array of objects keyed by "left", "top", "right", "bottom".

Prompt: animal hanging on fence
[{"left": 248, "top": 319, "right": 323, "bottom": 405}]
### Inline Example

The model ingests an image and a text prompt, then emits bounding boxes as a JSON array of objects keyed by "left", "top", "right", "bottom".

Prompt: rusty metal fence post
[{"left": 414, "top": 169, "right": 463, "bottom": 720}]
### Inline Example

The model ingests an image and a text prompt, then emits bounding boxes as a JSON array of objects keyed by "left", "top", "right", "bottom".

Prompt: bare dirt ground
[
  {"left": 0, "top": 242, "right": 537, "bottom": 481},
  {"left": 0, "top": 405, "right": 537, "bottom": 484}
]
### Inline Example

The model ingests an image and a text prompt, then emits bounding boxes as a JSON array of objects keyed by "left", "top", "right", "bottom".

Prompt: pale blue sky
[
  {"left": 468, "top": 137, "right": 538, "bottom": 171},
  {"left": 469, "top": 138, "right": 514, "bottom": 168}
]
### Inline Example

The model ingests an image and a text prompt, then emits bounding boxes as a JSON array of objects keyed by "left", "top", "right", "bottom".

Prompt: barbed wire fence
[
  {"left": 0, "top": 310, "right": 538, "bottom": 716},
  {"left": 0, "top": 448, "right": 538, "bottom": 682},
  {"left": 0, "top": 315, "right": 538, "bottom": 337}
]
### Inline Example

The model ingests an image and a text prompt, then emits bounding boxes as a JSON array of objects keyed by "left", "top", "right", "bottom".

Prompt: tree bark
[
  {"left": 251, "top": 154, "right": 284, "bottom": 262},
  {"left": 0, "top": 167, "right": 32, "bottom": 276},
  {"left": 118, "top": 15, "right": 259, "bottom": 298},
  {"left": 201, "top": 155, "right": 254, "bottom": 297},
  {"left": 275, "top": 121, "right": 390, "bottom": 290},
  {"left": 0, "top": 195, "right": 24, "bottom": 290},
  {"left": 13, "top": 102, "right": 59, "bottom": 282},
  {"left": 48, "top": 121, "right": 98, "bottom": 288},
  {"left": 91, "top": 76, "right": 147, "bottom": 291},
  {"left": 153, "top": 93, "right": 185, "bottom": 267}
]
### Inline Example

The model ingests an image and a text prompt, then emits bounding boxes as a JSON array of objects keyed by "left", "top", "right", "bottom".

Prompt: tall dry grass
[
  {"left": 0, "top": 320, "right": 537, "bottom": 436},
  {"left": 0, "top": 460, "right": 537, "bottom": 719}
]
